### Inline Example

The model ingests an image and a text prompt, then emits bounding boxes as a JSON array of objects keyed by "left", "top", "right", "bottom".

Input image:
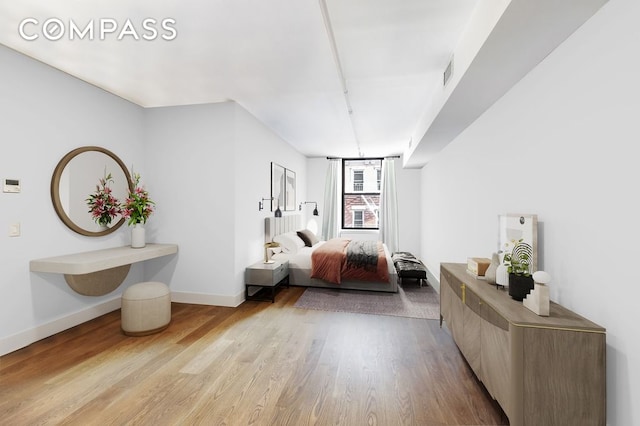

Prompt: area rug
[{"left": 293, "top": 284, "right": 440, "bottom": 320}]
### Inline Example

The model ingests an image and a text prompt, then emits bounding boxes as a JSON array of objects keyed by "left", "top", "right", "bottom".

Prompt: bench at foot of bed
[{"left": 392, "top": 252, "right": 428, "bottom": 287}]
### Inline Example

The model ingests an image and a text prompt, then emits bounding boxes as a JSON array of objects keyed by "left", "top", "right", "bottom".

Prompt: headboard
[{"left": 265, "top": 215, "right": 301, "bottom": 243}]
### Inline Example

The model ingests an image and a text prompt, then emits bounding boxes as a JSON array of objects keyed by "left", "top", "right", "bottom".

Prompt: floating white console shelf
[{"left": 30, "top": 244, "right": 178, "bottom": 296}]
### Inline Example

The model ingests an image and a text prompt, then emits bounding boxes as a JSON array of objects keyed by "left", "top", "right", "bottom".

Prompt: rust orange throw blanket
[{"left": 311, "top": 238, "right": 390, "bottom": 284}]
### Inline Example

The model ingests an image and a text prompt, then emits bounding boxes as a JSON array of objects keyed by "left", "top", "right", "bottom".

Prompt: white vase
[
  {"left": 495, "top": 263, "right": 509, "bottom": 287},
  {"left": 485, "top": 253, "right": 499, "bottom": 285},
  {"left": 131, "top": 223, "right": 145, "bottom": 248}
]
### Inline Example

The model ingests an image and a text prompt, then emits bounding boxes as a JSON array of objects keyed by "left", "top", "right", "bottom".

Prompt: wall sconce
[
  {"left": 299, "top": 201, "right": 319, "bottom": 216},
  {"left": 258, "top": 197, "right": 272, "bottom": 211}
]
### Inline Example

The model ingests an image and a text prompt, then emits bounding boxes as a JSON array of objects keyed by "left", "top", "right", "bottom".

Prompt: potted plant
[
  {"left": 121, "top": 172, "right": 155, "bottom": 248},
  {"left": 86, "top": 172, "right": 121, "bottom": 229},
  {"left": 503, "top": 240, "right": 534, "bottom": 301}
]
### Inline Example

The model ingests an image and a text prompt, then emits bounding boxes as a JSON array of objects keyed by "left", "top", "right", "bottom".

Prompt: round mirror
[{"left": 51, "top": 146, "right": 133, "bottom": 236}]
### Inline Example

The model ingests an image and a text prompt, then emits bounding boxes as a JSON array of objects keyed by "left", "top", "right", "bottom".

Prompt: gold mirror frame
[{"left": 51, "top": 146, "right": 133, "bottom": 237}]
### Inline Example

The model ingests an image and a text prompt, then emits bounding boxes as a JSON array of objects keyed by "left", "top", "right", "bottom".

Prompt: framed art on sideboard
[{"left": 499, "top": 213, "right": 538, "bottom": 272}]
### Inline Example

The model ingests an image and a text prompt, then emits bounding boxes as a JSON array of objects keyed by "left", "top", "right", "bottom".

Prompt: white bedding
[{"left": 271, "top": 241, "right": 325, "bottom": 269}]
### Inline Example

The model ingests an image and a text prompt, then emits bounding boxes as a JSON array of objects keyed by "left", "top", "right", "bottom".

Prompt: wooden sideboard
[{"left": 440, "top": 263, "right": 605, "bottom": 426}]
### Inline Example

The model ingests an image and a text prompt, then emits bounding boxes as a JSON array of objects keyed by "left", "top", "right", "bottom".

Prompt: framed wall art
[
  {"left": 284, "top": 169, "right": 296, "bottom": 211},
  {"left": 271, "top": 162, "right": 285, "bottom": 212}
]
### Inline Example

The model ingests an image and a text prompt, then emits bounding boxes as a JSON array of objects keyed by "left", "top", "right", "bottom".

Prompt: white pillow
[{"left": 273, "top": 232, "right": 306, "bottom": 254}]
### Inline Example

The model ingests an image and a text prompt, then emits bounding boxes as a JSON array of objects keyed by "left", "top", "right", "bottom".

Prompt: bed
[{"left": 265, "top": 216, "right": 398, "bottom": 293}]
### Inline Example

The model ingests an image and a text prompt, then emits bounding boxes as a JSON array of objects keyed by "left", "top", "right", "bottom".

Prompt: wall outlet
[{"left": 9, "top": 223, "right": 20, "bottom": 237}]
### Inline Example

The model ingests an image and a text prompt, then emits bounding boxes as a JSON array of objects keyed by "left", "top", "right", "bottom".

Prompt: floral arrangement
[
  {"left": 86, "top": 172, "right": 121, "bottom": 227},
  {"left": 121, "top": 172, "right": 155, "bottom": 225}
]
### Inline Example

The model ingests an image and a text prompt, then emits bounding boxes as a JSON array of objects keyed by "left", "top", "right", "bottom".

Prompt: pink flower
[
  {"left": 121, "top": 172, "right": 155, "bottom": 226},
  {"left": 86, "top": 172, "right": 122, "bottom": 226}
]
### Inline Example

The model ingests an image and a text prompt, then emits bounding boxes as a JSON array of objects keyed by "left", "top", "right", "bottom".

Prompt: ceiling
[{"left": 0, "top": 0, "right": 608, "bottom": 164}]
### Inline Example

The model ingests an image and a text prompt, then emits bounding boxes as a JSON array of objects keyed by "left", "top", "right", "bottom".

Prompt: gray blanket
[{"left": 345, "top": 240, "right": 379, "bottom": 272}]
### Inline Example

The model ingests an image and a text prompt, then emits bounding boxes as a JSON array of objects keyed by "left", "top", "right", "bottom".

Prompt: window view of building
[{"left": 342, "top": 158, "right": 382, "bottom": 229}]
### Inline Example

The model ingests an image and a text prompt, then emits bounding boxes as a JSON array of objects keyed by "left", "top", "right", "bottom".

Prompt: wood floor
[{"left": 0, "top": 286, "right": 508, "bottom": 426}]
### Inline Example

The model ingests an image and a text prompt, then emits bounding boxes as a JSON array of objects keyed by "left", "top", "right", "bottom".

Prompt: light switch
[{"left": 9, "top": 223, "right": 20, "bottom": 237}]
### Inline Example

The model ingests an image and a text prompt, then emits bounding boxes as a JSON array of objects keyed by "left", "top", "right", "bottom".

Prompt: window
[
  {"left": 342, "top": 158, "right": 382, "bottom": 229},
  {"left": 353, "top": 210, "right": 364, "bottom": 227},
  {"left": 353, "top": 170, "right": 364, "bottom": 191}
]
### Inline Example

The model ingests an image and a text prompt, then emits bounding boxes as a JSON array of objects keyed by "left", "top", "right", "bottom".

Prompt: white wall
[
  {"left": 420, "top": 0, "right": 639, "bottom": 424},
  {"left": 306, "top": 157, "right": 421, "bottom": 255},
  {"left": 0, "top": 45, "right": 146, "bottom": 355},
  {"left": 142, "top": 103, "right": 237, "bottom": 305},
  {"left": 142, "top": 102, "right": 306, "bottom": 306},
  {"left": 304, "top": 158, "right": 326, "bottom": 236},
  {"left": 395, "top": 158, "right": 422, "bottom": 256}
]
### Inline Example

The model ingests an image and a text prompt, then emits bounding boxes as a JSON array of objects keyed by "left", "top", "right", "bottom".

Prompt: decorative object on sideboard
[
  {"left": 263, "top": 242, "right": 280, "bottom": 263},
  {"left": 466, "top": 257, "right": 491, "bottom": 277},
  {"left": 258, "top": 197, "right": 273, "bottom": 211},
  {"left": 485, "top": 252, "right": 499, "bottom": 285},
  {"left": 508, "top": 273, "right": 534, "bottom": 301},
  {"left": 499, "top": 213, "right": 538, "bottom": 272},
  {"left": 299, "top": 201, "right": 319, "bottom": 216},
  {"left": 523, "top": 271, "right": 551, "bottom": 316},
  {"left": 504, "top": 241, "right": 534, "bottom": 301},
  {"left": 495, "top": 254, "right": 509, "bottom": 289},
  {"left": 122, "top": 171, "right": 155, "bottom": 249}
]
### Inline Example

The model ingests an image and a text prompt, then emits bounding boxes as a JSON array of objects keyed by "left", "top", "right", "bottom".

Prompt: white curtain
[
  {"left": 379, "top": 158, "right": 399, "bottom": 253},
  {"left": 321, "top": 159, "right": 340, "bottom": 240}
]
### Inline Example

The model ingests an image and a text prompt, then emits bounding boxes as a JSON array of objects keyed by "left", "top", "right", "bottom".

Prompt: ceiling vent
[{"left": 443, "top": 57, "right": 453, "bottom": 86}]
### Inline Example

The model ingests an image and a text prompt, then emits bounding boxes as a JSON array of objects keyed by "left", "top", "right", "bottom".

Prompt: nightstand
[{"left": 245, "top": 260, "right": 289, "bottom": 303}]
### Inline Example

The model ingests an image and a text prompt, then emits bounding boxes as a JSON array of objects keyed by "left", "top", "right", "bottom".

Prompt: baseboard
[
  {"left": 426, "top": 266, "right": 440, "bottom": 294},
  {"left": 171, "top": 291, "right": 245, "bottom": 308},
  {"left": 0, "top": 297, "right": 121, "bottom": 357}
]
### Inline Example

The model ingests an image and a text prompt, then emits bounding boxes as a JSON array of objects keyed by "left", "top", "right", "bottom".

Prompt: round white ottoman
[{"left": 121, "top": 281, "right": 171, "bottom": 336}]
